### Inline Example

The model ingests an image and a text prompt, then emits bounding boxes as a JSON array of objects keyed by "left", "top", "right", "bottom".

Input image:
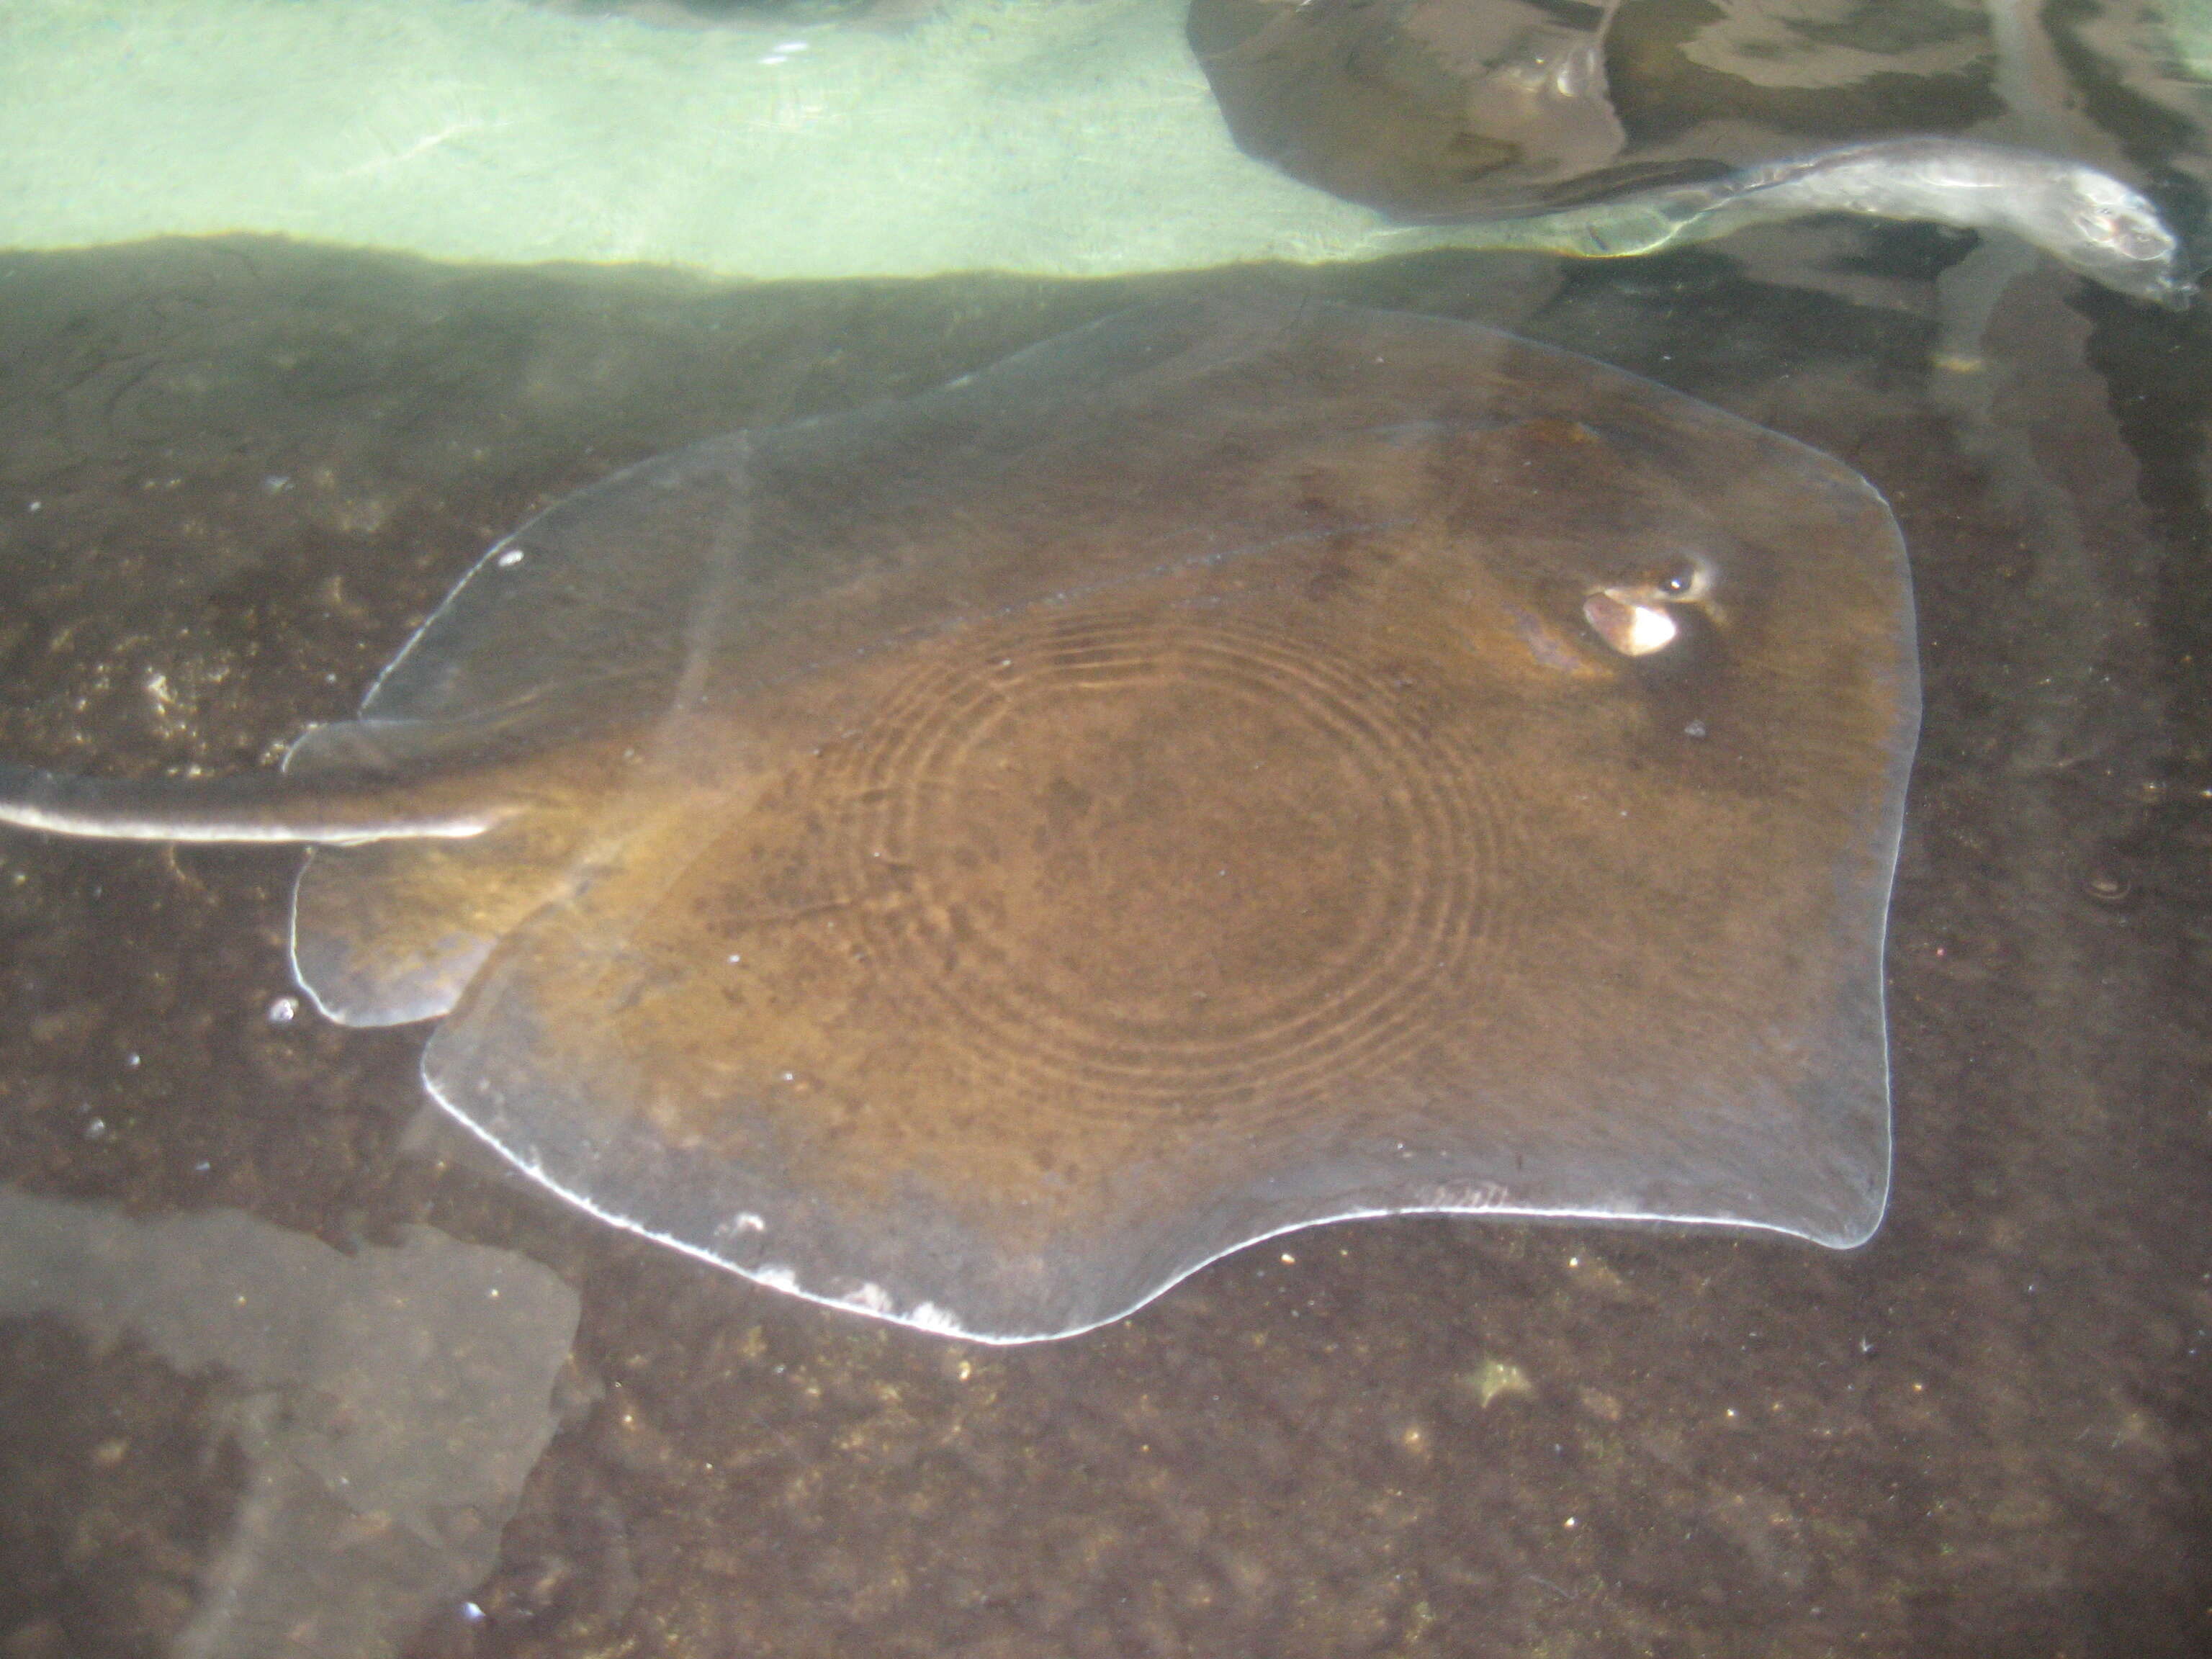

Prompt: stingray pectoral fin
[{"left": 0, "top": 760, "right": 516, "bottom": 845}]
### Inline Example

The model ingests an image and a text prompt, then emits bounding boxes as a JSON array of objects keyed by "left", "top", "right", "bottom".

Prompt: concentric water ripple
[{"left": 808, "top": 603, "right": 1519, "bottom": 1118}]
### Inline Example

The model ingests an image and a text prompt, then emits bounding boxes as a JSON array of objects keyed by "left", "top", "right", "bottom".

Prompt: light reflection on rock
[{"left": 0, "top": 1187, "right": 579, "bottom": 1659}]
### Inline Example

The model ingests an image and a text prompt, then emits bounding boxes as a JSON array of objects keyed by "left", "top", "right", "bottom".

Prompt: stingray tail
[{"left": 0, "top": 761, "right": 508, "bottom": 845}]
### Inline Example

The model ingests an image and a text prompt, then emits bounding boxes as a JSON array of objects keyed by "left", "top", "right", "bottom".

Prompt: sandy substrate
[{"left": 0, "top": 0, "right": 1414, "bottom": 277}]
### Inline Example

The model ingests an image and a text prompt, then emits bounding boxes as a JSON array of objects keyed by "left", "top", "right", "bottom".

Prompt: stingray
[
  {"left": 0, "top": 297, "right": 1919, "bottom": 1341},
  {"left": 1186, "top": 0, "right": 2191, "bottom": 305}
]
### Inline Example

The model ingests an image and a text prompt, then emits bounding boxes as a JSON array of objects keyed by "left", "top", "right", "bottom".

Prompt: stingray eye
[
  {"left": 1583, "top": 590, "right": 1679, "bottom": 657},
  {"left": 1653, "top": 553, "right": 1715, "bottom": 602}
]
